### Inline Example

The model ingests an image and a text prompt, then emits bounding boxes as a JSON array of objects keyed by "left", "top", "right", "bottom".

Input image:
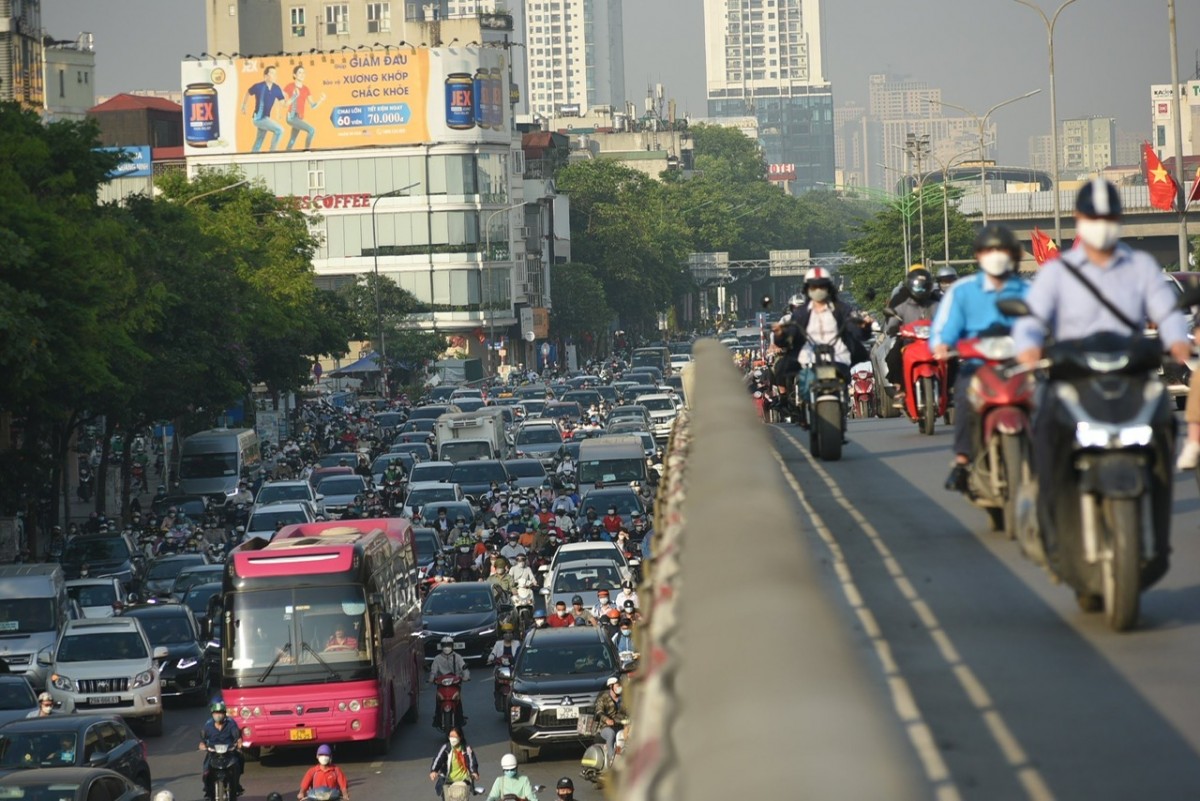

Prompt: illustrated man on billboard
[
  {"left": 241, "top": 64, "right": 286, "bottom": 152},
  {"left": 284, "top": 65, "right": 327, "bottom": 151}
]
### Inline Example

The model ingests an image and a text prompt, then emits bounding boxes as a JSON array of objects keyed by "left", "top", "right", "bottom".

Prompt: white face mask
[
  {"left": 1076, "top": 218, "right": 1121, "bottom": 251},
  {"left": 442, "top": 646, "right": 453, "bottom": 655},
  {"left": 977, "top": 251, "right": 1014, "bottom": 277},
  {"left": 448, "top": 737, "right": 460, "bottom": 748},
  {"left": 808, "top": 288, "right": 829, "bottom": 303},
  {"left": 318, "top": 755, "right": 331, "bottom": 766}
]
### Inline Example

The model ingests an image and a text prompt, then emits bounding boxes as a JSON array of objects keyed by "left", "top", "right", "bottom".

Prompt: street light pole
[
  {"left": 940, "top": 90, "right": 1041, "bottom": 225},
  {"left": 905, "top": 134, "right": 931, "bottom": 264},
  {"left": 370, "top": 182, "right": 420, "bottom": 397},
  {"left": 1012, "top": 0, "right": 1079, "bottom": 244},
  {"left": 928, "top": 144, "right": 991, "bottom": 265},
  {"left": 1168, "top": 0, "right": 1190, "bottom": 269},
  {"left": 483, "top": 201, "right": 528, "bottom": 376}
]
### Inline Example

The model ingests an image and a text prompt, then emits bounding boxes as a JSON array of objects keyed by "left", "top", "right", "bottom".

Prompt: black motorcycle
[
  {"left": 806, "top": 344, "right": 846, "bottom": 462},
  {"left": 206, "top": 745, "right": 238, "bottom": 801}
]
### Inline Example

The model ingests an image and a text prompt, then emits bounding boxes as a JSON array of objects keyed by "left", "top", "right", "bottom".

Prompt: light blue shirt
[
  {"left": 930, "top": 272, "right": 1029, "bottom": 351},
  {"left": 1012, "top": 244, "right": 1188, "bottom": 352}
]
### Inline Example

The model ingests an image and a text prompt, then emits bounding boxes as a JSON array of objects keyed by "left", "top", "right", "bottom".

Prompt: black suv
[
  {"left": 0, "top": 713, "right": 152, "bottom": 790},
  {"left": 119, "top": 602, "right": 208, "bottom": 703},
  {"left": 505, "top": 626, "right": 621, "bottom": 762}
]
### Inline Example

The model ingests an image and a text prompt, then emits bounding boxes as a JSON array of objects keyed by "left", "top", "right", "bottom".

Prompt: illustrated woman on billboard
[
  {"left": 241, "top": 64, "right": 286, "bottom": 152},
  {"left": 284, "top": 66, "right": 326, "bottom": 151}
]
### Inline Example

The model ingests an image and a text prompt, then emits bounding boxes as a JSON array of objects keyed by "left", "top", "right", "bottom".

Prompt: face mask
[
  {"left": 613, "top": 685, "right": 623, "bottom": 695},
  {"left": 557, "top": 610, "right": 567, "bottom": 617},
  {"left": 608, "top": 510, "right": 616, "bottom": 515},
  {"left": 1076, "top": 218, "right": 1121, "bottom": 251},
  {"left": 535, "top": 619, "right": 546, "bottom": 627},
  {"left": 599, "top": 598, "right": 609, "bottom": 606},
  {"left": 505, "top": 769, "right": 518, "bottom": 778},
  {"left": 212, "top": 715, "right": 224, "bottom": 723},
  {"left": 620, "top": 628, "right": 630, "bottom": 636},
  {"left": 448, "top": 737, "right": 460, "bottom": 748},
  {"left": 318, "top": 755, "right": 331, "bottom": 766},
  {"left": 808, "top": 288, "right": 829, "bottom": 303},
  {"left": 442, "top": 646, "right": 453, "bottom": 655},
  {"left": 977, "top": 251, "right": 1014, "bottom": 277}
]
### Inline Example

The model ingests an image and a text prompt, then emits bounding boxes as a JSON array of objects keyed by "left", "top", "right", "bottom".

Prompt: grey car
[
  {"left": 315, "top": 474, "right": 368, "bottom": 515},
  {"left": 512, "top": 424, "right": 565, "bottom": 467}
]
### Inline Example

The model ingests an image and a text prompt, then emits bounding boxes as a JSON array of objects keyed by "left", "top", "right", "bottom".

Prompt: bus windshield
[
  {"left": 180, "top": 452, "right": 237, "bottom": 479},
  {"left": 578, "top": 458, "right": 644, "bottom": 484},
  {"left": 228, "top": 585, "right": 373, "bottom": 683}
]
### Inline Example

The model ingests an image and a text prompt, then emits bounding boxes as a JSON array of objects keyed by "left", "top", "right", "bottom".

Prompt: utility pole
[{"left": 1168, "top": 0, "right": 1190, "bottom": 269}]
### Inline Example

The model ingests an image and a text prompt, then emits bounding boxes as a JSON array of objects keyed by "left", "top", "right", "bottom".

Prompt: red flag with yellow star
[
  {"left": 1143, "top": 142, "right": 1179, "bottom": 211},
  {"left": 1030, "top": 227, "right": 1059, "bottom": 265},
  {"left": 1187, "top": 165, "right": 1200, "bottom": 207}
]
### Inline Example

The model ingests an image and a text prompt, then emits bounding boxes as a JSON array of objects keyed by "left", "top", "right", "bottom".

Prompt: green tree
[
  {"left": 687, "top": 123, "right": 768, "bottom": 184},
  {"left": 549, "top": 262, "right": 613, "bottom": 354}
]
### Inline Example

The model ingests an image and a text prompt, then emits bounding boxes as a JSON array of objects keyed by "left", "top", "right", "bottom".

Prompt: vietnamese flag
[
  {"left": 1187, "top": 165, "right": 1200, "bottom": 207},
  {"left": 1143, "top": 142, "right": 1180, "bottom": 211},
  {"left": 1030, "top": 227, "right": 1059, "bottom": 265}
]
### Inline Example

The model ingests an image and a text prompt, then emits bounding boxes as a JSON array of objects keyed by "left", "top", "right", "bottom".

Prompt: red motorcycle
[
  {"left": 956, "top": 333, "right": 1036, "bottom": 540},
  {"left": 491, "top": 655, "right": 514, "bottom": 712},
  {"left": 898, "top": 320, "right": 951, "bottom": 435},
  {"left": 433, "top": 673, "right": 465, "bottom": 733},
  {"left": 850, "top": 366, "right": 875, "bottom": 419}
]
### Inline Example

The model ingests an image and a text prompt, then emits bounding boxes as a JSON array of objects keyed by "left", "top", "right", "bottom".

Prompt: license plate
[
  {"left": 453, "top": 642, "right": 466, "bottom": 650},
  {"left": 289, "top": 728, "right": 315, "bottom": 741},
  {"left": 90, "top": 696, "right": 119, "bottom": 705},
  {"left": 556, "top": 706, "right": 579, "bottom": 720}
]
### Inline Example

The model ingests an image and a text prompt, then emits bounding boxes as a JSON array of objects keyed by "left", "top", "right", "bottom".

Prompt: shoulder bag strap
[{"left": 1058, "top": 254, "right": 1140, "bottom": 333}]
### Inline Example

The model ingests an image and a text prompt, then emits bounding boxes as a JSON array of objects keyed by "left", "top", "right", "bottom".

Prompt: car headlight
[
  {"left": 510, "top": 692, "right": 534, "bottom": 705},
  {"left": 471, "top": 626, "right": 496, "bottom": 637},
  {"left": 131, "top": 670, "right": 155, "bottom": 689},
  {"left": 176, "top": 658, "right": 199, "bottom": 670},
  {"left": 50, "top": 674, "right": 74, "bottom": 692}
]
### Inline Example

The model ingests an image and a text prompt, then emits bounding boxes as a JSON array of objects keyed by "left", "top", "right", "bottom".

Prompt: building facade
[
  {"left": 42, "top": 33, "right": 93, "bottom": 121},
  {"left": 1, "top": 0, "right": 42, "bottom": 109},
  {"left": 702, "top": 0, "right": 834, "bottom": 192},
  {"left": 1150, "top": 80, "right": 1200, "bottom": 162},
  {"left": 521, "top": 0, "right": 625, "bottom": 119},
  {"left": 1060, "top": 116, "right": 1115, "bottom": 178}
]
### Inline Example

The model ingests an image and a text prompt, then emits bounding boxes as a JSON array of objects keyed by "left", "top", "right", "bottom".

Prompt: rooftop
[{"left": 90, "top": 93, "right": 181, "bottom": 114}]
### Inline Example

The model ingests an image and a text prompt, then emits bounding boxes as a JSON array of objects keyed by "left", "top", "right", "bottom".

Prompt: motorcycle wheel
[
  {"left": 441, "top": 707, "right": 456, "bottom": 733},
  {"left": 1101, "top": 497, "right": 1142, "bottom": 632},
  {"left": 920, "top": 377, "right": 938, "bottom": 436},
  {"left": 214, "top": 779, "right": 228, "bottom": 801},
  {"left": 814, "top": 399, "right": 843, "bottom": 462},
  {"left": 876, "top": 378, "right": 899, "bottom": 419},
  {"left": 1000, "top": 434, "right": 1033, "bottom": 541}
]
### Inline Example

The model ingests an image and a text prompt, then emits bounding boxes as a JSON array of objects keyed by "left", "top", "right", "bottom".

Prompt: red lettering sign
[{"left": 276, "top": 193, "right": 389, "bottom": 210}]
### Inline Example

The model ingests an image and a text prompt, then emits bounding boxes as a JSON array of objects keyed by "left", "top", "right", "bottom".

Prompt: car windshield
[
  {"left": 0, "top": 680, "right": 34, "bottom": 711},
  {"left": 578, "top": 459, "right": 644, "bottom": 484},
  {"left": 641, "top": 398, "right": 675, "bottom": 412},
  {"left": 505, "top": 461, "right": 546, "bottom": 478},
  {"left": 63, "top": 538, "right": 130, "bottom": 564},
  {"left": 0, "top": 732, "right": 79, "bottom": 768},
  {"left": 407, "top": 488, "right": 457, "bottom": 507},
  {"left": 173, "top": 569, "right": 222, "bottom": 594},
  {"left": 228, "top": 586, "right": 373, "bottom": 681},
  {"left": 129, "top": 614, "right": 194, "bottom": 645},
  {"left": 424, "top": 588, "right": 494, "bottom": 615},
  {"left": 553, "top": 565, "right": 624, "bottom": 594},
  {"left": 414, "top": 531, "right": 440, "bottom": 563},
  {"left": 318, "top": 477, "right": 364, "bottom": 495},
  {"left": 66, "top": 584, "right": 116, "bottom": 608},
  {"left": 184, "top": 585, "right": 221, "bottom": 615},
  {"left": 518, "top": 642, "right": 614, "bottom": 676},
  {"left": 372, "top": 457, "right": 403, "bottom": 473},
  {"left": 0, "top": 599, "right": 56, "bottom": 635},
  {"left": 180, "top": 452, "right": 237, "bottom": 479},
  {"left": 583, "top": 492, "right": 641, "bottom": 515},
  {"left": 450, "top": 463, "right": 506, "bottom": 483},
  {"left": 257, "top": 485, "right": 310, "bottom": 504},
  {"left": 57, "top": 630, "right": 147, "bottom": 662},
  {"left": 411, "top": 464, "right": 455, "bottom": 482},
  {"left": 318, "top": 454, "right": 353, "bottom": 469},
  {"left": 610, "top": 408, "right": 646, "bottom": 420},
  {"left": 248, "top": 510, "right": 308, "bottom": 532},
  {"left": 147, "top": 559, "right": 198, "bottom": 580},
  {"left": 555, "top": 547, "right": 619, "bottom": 567},
  {"left": 516, "top": 428, "right": 562, "bottom": 445}
]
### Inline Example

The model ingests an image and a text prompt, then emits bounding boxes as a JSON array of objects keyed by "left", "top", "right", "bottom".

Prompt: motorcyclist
[
  {"left": 487, "top": 557, "right": 514, "bottom": 598},
  {"left": 429, "top": 729, "right": 480, "bottom": 799},
  {"left": 199, "top": 701, "right": 243, "bottom": 800},
  {"left": 554, "top": 777, "right": 576, "bottom": 801},
  {"left": 27, "top": 692, "right": 57, "bottom": 718},
  {"left": 486, "top": 754, "right": 539, "bottom": 801},
  {"left": 591, "top": 589, "right": 615, "bottom": 620},
  {"left": 569, "top": 596, "right": 595, "bottom": 627},
  {"left": 931, "top": 224, "right": 1030, "bottom": 491},
  {"left": 615, "top": 581, "right": 639, "bottom": 610},
  {"left": 531, "top": 609, "right": 548, "bottom": 629},
  {"left": 547, "top": 600, "right": 575, "bottom": 628},
  {"left": 229, "top": 481, "right": 254, "bottom": 507},
  {"left": 487, "top": 623, "right": 521, "bottom": 665},
  {"left": 432, "top": 507, "right": 453, "bottom": 539},
  {"left": 935, "top": 265, "right": 958, "bottom": 297},
  {"left": 508, "top": 553, "right": 536, "bottom": 590},
  {"left": 592, "top": 676, "right": 627, "bottom": 762},
  {"left": 611, "top": 618, "right": 637, "bottom": 659},
  {"left": 297, "top": 744, "right": 350, "bottom": 801},
  {"left": 884, "top": 268, "right": 940, "bottom": 395},
  {"left": 600, "top": 507, "right": 623, "bottom": 535},
  {"left": 769, "top": 293, "right": 807, "bottom": 410},
  {"left": 429, "top": 636, "right": 470, "bottom": 728},
  {"left": 500, "top": 533, "right": 527, "bottom": 563}
]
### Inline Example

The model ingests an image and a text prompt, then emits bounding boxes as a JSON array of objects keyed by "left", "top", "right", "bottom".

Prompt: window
[
  {"left": 325, "top": 3, "right": 349, "bottom": 35},
  {"left": 291, "top": 6, "right": 307, "bottom": 36},
  {"left": 58, "top": 68, "right": 64, "bottom": 98},
  {"left": 308, "top": 168, "right": 325, "bottom": 190},
  {"left": 367, "top": 2, "right": 390, "bottom": 32}
]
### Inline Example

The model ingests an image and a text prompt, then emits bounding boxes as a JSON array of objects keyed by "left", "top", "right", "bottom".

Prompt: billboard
[
  {"left": 99, "top": 145, "right": 153, "bottom": 178},
  {"left": 181, "top": 46, "right": 510, "bottom": 155},
  {"left": 767, "top": 163, "right": 797, "bottom": 182}
]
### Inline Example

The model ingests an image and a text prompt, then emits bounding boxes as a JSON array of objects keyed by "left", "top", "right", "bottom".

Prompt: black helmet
[
  {"left": 1075, "top": 178, "right": 1122, "bottom": 218},
  {"left": 973, "top": 224, "right": 1021, "bottom": 259},
  {"left": 906, "top": 269, "right": 933, "bottom": 301},
  {"left": 935, "top": 265, "right": 958, "bottom": 285},
  {"left": 557, "top": 777, "right": 575, "bottom": 790}
]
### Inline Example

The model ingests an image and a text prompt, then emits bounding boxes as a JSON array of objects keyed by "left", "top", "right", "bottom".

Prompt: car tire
[
  {"left": 144, "top": 714, "right": 163, "bottom": 737},
  {"left": 135, "top": 772, "right": 152, "bottom": 791}
]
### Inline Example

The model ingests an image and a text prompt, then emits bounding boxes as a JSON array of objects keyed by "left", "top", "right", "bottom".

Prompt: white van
[
  {"left": 0, "top": 564, "right": 73, "bottom": 689},
  {"left": 577, "top": 436, "right": 649, "bottom": 493},
  {"left": 178, "top": 428, "right": 261, "bottom": 505}
]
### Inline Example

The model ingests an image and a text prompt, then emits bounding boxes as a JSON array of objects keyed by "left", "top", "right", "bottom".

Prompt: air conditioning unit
[
  {"left": 516, "top": 226, "right": 531, "bottom": 239},
  {"left": 514, "top": 281, "right": 530, "bottom": 297}
]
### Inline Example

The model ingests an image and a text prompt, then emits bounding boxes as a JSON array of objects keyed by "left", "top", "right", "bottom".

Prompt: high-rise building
[
  {"left": 1, "top": 0, "right": 43, "bottom": 109},
  {"left": 702, "top": 0, "right": 834, "bottom": 192},
  {"left": 1028, "top": 134, "right": 1053, "bottom": 172},
  {"left": 1150, "top": 81, "right": 1200, "bottom": 161},
  {"left": 833, "top": 102, "right": 869, "bottom": 188},
  {"left": 523, "top": 0, "right": 625, "bottom": 119},
  {"left": 1061, "top": 117, "right": 1115, "bottom": 177},
  {"left": 42, "top": 33, "right": 94, "bottom": 122}
]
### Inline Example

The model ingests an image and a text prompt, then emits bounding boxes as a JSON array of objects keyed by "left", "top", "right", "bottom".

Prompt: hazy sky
[{"left": 44, "top": 0, "right": 1200, "bottom": 164}]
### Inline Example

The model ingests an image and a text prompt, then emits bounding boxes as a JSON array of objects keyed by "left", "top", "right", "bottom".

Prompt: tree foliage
[{"left": 548, "top": 262, "right": 613, "bottom": 351}]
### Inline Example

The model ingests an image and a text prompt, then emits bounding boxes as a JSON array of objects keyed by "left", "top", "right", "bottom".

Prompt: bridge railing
[
  {"left": 615, "top": 339, "right": 921, "bottom": 800},
  {"left": 959, "top": 184, "right": 1156, "bottom": 218}
]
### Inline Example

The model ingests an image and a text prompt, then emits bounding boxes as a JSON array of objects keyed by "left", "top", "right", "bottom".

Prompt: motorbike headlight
[
  {"left": 50, "top": 674, "right": 74, "bottom": 692},
  {"left": 1118, "top": 425, "right": 1154, "bottom": 448},
  {"left": 131, "top": 670, "right": 155, "bottom": 689},
  {"left": 176, "top": 658, "right": 199, "bottom": 670},
  {"left": 1075, "top": 422, "right": 1112, "bottom": 449}
]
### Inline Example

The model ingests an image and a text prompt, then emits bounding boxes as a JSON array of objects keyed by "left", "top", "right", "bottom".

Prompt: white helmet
[
  {"left": 804, "top": 267, "right": 833, "bottom": 286},
  {"left": 501, "top": 753, "right": 518, "bottom": 770}
]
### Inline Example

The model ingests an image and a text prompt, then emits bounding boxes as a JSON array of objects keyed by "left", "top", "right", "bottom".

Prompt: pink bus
[{"left": 218, "top": 518, "right": 420, "bottom": 755}]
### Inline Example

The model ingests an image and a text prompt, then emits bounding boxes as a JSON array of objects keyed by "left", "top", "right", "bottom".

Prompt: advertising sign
[
  {"left": 767, "top": 163, "right": 797, "bottom": 182},
  {"left": 99, "top": 145, "right": 153, "bottom": 178},
  {"left": 181, "top": 46, "right": 509, "bottom": 155},
  {"left": 531, "top": 307, "right": 549, "bottom": 338}
]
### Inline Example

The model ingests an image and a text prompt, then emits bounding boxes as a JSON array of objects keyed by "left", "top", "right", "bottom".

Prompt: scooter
[
  {"left": 897, "top": 319, "right": 950, "bottom": 435},
  {"left": 850, "top": 363, "right": 875, "bottom": 420},
  {"left": 491, "top": 655, "right": 514, "bottom": 712},
  {"left": 580, "top": 716, "right": 629, "bottom": 785},
  {"left": 206, "top": 744, "right": 238, "bottom": 801},
  {"left": 512, "top": 586, "right": 535, "bottom": 636},
  {"left": 806, "top": 344, "right": 846, "bottom": 462},
  {"left": 955, "top": 331, "right": 1035, "bottom": 539},
  {"left": 433, "top": 673, "right": 465, "bottom": 733},
  {"left": 1005, "top": 298, "right": 1175, "bottom": 632}
]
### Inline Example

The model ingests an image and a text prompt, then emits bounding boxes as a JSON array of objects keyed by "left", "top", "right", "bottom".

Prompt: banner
[
  {"left": 181, "top": 46, "right": 510, "bottom": 155},
  {"left": 99, "top": 146, "right": 152, "bottom": 178}
]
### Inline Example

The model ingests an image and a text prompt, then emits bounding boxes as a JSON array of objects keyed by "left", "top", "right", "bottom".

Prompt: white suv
[{"left": 42, "top": 618, "right": 166, "bottom": 736}]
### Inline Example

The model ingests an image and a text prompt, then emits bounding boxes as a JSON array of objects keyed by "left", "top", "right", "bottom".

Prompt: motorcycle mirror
[
  {"left": 496, "top": 665, "right": 513, "bottom": 681},
  {"left": 760, "top": 295, "right": 772, "bottom": 309},
  {"left": 997, "top": 298, "right": 1031, "bottom": 317}
]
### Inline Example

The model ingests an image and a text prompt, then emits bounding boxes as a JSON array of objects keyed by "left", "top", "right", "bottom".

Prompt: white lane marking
[
  {"left": 777, "top": 428, "right": 1056, "bottom": 801},
  {"left": 771, "top": 446, "right": 962, "bottom": 801}
]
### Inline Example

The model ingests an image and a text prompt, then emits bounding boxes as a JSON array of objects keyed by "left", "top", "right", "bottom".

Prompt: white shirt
[{"left": 799, "top": 305, "right": 850, "bottom": 366}]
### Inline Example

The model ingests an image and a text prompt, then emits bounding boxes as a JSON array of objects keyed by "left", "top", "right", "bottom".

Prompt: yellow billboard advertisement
[{"left": 181, "top": 47, "right": 510, "bottom": 155}]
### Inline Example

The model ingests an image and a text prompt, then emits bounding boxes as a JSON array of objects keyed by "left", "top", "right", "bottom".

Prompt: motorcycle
[
  {"left": 206, "top": 744, "right": 238, "bottom": 801},
  {"left": 954, "top": 330, "right": 1036, "bottom": 539},
  {"left": 869, "top": 326, "right": 902, "bottom": 419},
  {"left": 512, "top": 585, "right": 535, "bottom": 636},
  {"left": 805, "top": 344, "right": 846, "bottom": 462},
  {"left": 579, "top": 716, "right": 628, "bottom": 785},
  {"left": 453, "top": 545, "right": 477, "bottom": 582},
  {"left": 897, "top": 319, "right": 951, "bottom": 435},
  {"left": 1004, "top": 298, "right": 1176, "bottom": 632},
  {"left": 850, "top": 362, "right": 875, "bottom": 420},
  {"left": 433, "top": 673, "right": 465, "bottom": 733},
  {"left": 491, "top": 655, "right": 514, "bottom": 712}
]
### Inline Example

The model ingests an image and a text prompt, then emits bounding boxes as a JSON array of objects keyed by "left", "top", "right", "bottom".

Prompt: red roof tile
[{"left": 90, "top": 94, "right": 181, "bottom": 114}]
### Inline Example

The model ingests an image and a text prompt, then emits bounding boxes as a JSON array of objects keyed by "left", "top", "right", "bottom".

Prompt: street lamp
[
  {"left": 899, "top": 135, "right": 931, "bottom": 264},
  {"left": 1011, "top": 0, "right": 1079, "bottom": 244},
  {"left": 927, "top": 143, "right": 994, "bottom": 264},
  {"left": 875, "top": 163, "right": 918, "bottom": 266},
  {"left": 371, "top": 181, "right": 420, "bottom": 397},
  {"left": 939, "top": 90, "right": 1042, "bottom": 225},
  {"left": 483, "top": 201, "right": 528, "bottom": 375},
  {"left": 183, "top": 178, "right": 250, "bottom": 206}
]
